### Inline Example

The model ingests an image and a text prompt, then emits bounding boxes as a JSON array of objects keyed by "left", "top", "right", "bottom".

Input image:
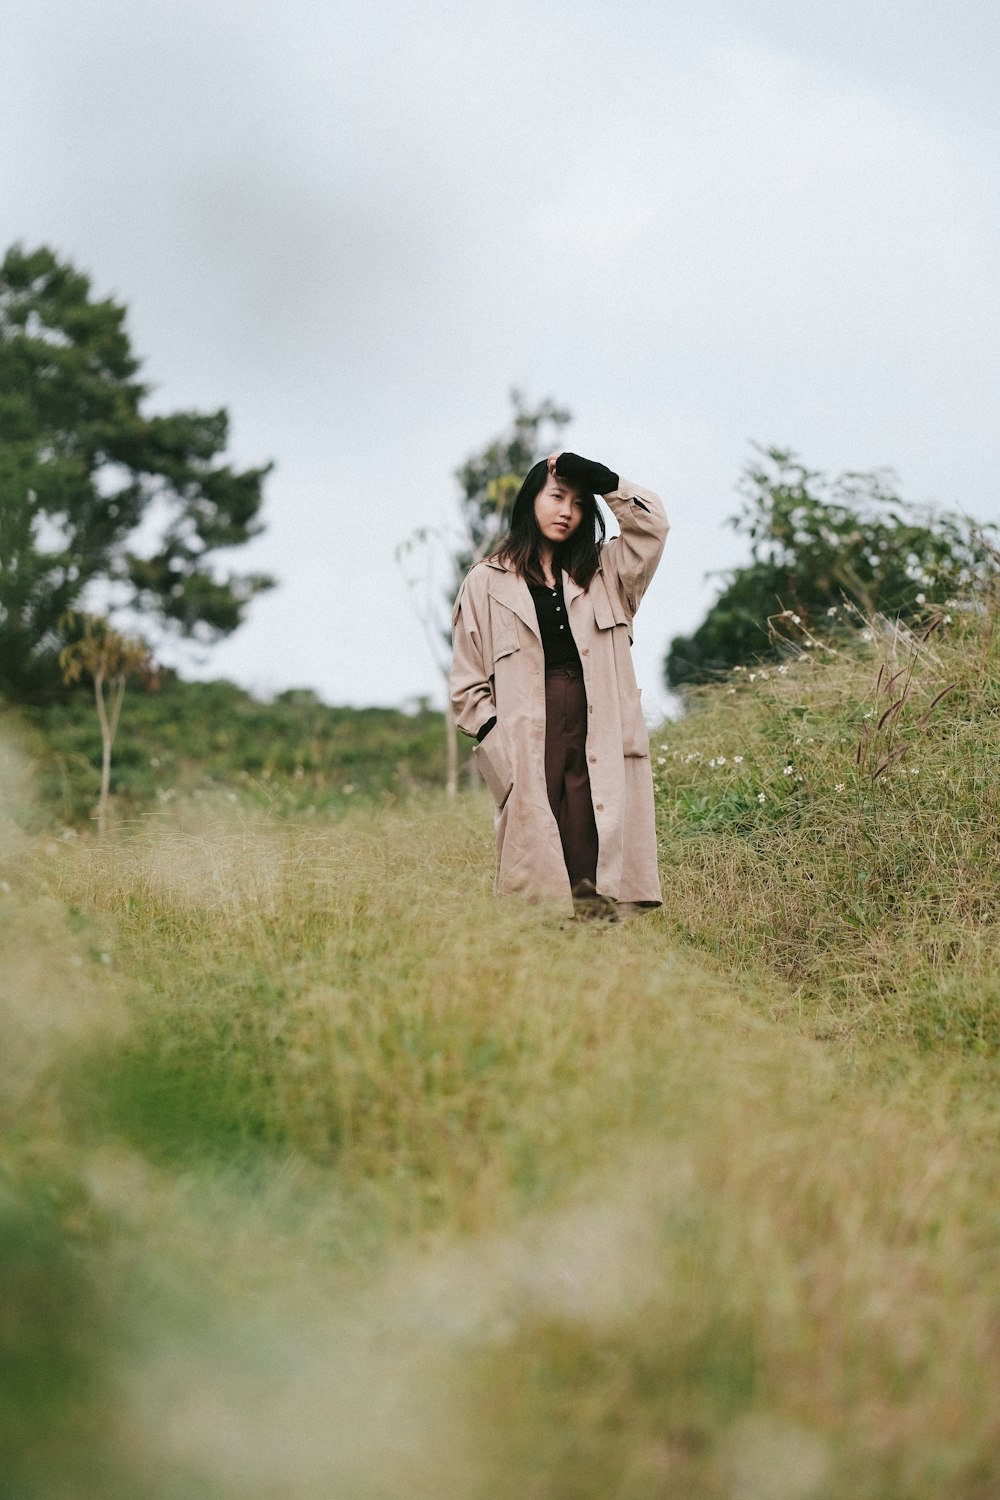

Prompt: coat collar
[{"left": 484, "top": 557, "right": 597, "bottom": 639}]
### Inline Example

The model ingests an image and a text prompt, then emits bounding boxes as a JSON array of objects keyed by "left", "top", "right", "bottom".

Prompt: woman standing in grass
[{"left": 450, "top": 450, "right": 668, "bottom": 918}]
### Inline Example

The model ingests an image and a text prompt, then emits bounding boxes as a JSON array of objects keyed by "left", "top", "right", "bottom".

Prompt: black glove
[
  {"left": 476, "top": 716, "right": 497, "bottom": 742},
  {"left": 555, "top": 452, "right": 619, "bottom": 495}
]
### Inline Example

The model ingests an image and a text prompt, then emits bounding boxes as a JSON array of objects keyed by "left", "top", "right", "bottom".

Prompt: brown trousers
[{"left": 544, "top": 664, "right": 599, "bottom": 895}]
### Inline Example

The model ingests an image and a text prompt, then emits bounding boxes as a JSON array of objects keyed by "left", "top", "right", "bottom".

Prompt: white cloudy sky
[{"left": 3, "top": 0, "right": 998, "bottom": 717}]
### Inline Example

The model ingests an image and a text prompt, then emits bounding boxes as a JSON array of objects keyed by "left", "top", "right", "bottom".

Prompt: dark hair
[{"left": 492, "top": 460, "right": 606, "bottom": 588}]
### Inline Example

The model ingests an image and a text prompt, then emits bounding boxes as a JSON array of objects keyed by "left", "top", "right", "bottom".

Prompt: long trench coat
[{"left": 450, "top": 479, "right": 669, "bottom": 914}]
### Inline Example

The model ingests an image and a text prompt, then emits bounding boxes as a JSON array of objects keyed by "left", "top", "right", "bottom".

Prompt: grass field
[{"left": 2, "top": 599, "right": 998, "bottom": 1499}]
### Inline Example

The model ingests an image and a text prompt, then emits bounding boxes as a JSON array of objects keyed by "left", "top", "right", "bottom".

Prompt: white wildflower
[
  {"left": 778, "top": 665, "right": 789, "bottom": 675},
  {"left": 733, "top": 755, "right": 744, "bottom": 764},
  {"left": 783, "top": 764, "right": 794, "bottom": 776},
  {"left": 943, "top": 614, "right": 952, "bottom": 624},
  {"left": 827, "top": 606, "right": 838, "bottom": 617},
  {"left": 791, "top": 613, "right": 801, "bottom": 625},
  {"left": 757, "top": 792, "right": 766, "bottom": 803},
  {"left": 834, "top": 783, "right": 846, "bottom": 792},
  {"left": 759, "top": 670, "right": 770, "bottom": 680},
  {"left": 748, "top": 673, "right": 756, "bottom": 682},
  {"left": 915, "top": 593, "right": 926, "bottom": 605}
]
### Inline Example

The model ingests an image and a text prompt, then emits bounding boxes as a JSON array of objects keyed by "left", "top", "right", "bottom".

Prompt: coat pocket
[
  {"left": 621, "top": 688, "right": 650, "bottom": 757},
  {"left": 592, "top": 573, "right": 634, "bottom": 642},
  {"left": 489, "top": 599, "right": 521, "bottom": 663},
  {"left": 475, "top": 724, "right": 515, "bottom": 807}
]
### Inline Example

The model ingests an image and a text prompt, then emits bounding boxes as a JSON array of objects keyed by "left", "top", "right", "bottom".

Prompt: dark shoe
[{"left": 572, "top": 881, "right": 618, "bottom": 923}]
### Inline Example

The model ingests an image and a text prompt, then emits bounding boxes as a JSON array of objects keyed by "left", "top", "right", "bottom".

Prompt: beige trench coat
[{"left": 450, "top": 480, "right": 669, "bottom": 914}]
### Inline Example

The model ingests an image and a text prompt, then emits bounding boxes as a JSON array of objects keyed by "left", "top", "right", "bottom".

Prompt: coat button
[
  {"left": 588, "top": 704, "right": 594, "bottom": 713},
  {"left": 595, "top": 803, "right": 604, "bottom": 812},
  {"left": 588, "top": 754, "right": 596, "bottom": 764},
  {"left": 581, "top": 648, "right": 589, "bottom": 655}
]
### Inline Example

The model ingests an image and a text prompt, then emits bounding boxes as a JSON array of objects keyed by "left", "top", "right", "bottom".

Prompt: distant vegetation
[
  {"left": 8, "top": 670, "right": 460, "bottom": 828},
  {"left": 666, "top": 446, "right": 997, "bottom": 687}
]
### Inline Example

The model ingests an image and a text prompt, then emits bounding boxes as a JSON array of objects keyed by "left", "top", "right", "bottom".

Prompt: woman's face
[{"left": 533, "top": 473, "right": 584, "bottom": 546}]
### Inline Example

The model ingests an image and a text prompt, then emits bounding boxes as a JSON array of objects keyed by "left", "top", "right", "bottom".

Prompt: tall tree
[
  {"left": 0, "top": 244, "right": 273, "bottom": 699},
  {"left": 397, "top": 391, "right": 571, "bottom": 793},
  {"left": 666, "top": 446, "right": 994, "bottom": 688}
]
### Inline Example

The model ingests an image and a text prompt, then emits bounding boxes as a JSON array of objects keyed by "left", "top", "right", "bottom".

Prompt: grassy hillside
[
  {"left": 7, "top": 670, "right": 460, "bottom": 827},
  {"left": 1, "top": 592, "right": 997, "bottom": 1498},
  {"left": 651, "top": 597, "right": 999, "bottom": 1053}
]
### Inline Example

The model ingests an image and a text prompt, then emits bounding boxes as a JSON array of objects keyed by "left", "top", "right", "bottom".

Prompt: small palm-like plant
[{"left": 59, "top": 614, "right": 155, "bottom": 836}]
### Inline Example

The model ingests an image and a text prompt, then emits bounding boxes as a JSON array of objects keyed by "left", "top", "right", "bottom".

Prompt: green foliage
[
  {"left": 0, "top": 244, "right": 274, "bottom": 700},
  {"left": 13, "top": 670, "right": 460, "bottom": 825},
  {"left": 666, "top": 446, "right": 995, "bottom": 687}
]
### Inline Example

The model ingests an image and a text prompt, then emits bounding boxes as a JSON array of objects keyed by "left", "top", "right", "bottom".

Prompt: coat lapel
[
  {"left": 562, "top": 570, "right": 585, "bottom": 612},
  {"left": 486, "top": 560, "right": 540, "bottom": 640}
]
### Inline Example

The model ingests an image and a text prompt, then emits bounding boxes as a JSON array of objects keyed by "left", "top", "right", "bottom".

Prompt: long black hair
[{"left": 491, "top": 460, "right": 606, "bottom": 589}]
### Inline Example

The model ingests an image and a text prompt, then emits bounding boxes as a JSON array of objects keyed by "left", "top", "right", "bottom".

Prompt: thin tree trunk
[
  {"left": 93, "top": 669, "right": 126, "bottom": 838},
  {"left": 94, "top": 668, "right": 111, "bottom": 838}
]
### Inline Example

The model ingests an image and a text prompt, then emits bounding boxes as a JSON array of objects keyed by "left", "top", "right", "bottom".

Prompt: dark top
[{"left": 528, "top": 577, "right": 582, "bottom": 669}]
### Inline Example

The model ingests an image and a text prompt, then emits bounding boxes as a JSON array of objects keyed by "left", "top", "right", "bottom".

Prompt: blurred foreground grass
[{"left": 1, "top": 599, "right": 998, "bottom": 1499}]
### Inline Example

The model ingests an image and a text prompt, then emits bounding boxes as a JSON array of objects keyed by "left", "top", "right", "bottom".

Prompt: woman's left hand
[{"left": 546, "top": 452, "right": 562, "bottom": 476}]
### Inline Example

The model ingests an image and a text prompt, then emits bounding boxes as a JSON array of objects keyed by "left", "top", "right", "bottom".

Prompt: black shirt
[
  {"left": 528, "top": 577, "right": 582, "bottom": 669},
  {"left": 475, "top": 573, "right": 584, "bottom": 744}
]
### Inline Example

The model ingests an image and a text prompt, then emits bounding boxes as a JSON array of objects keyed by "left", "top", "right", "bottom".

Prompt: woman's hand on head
[{"left": 546, "top": 452, "right": 562, "bottom": 476}]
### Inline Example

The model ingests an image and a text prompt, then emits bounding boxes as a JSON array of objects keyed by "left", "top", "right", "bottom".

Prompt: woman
[{"left": 450, "top": 449, "right": 668, "bottom": 917}]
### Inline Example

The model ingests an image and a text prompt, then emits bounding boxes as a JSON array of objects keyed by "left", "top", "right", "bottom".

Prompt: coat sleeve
[
  {"left": 450, "top": 570, "right": 498, "bottom": 740},
  {"left": 600, "top": 480, "right": 669, "bottom": 618}
]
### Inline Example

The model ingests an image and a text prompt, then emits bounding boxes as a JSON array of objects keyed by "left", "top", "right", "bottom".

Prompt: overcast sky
[{"left": 3, "top": 0, "right": 998, "bottom": 718}]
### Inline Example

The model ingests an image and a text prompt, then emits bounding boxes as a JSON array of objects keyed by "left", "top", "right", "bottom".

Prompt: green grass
[
  {"left": 7, "top": 670, "right": 462, "bottom": 828},
  {"left": 0, "top": 595, "right": 998, "bottom": 1498}
]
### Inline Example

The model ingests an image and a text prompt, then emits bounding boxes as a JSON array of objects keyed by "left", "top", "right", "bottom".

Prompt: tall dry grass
[
  {"left": 1, "top": 594, "right": 998, "bottom": 1498},
  {"left": 653, "top": 597, "right": 1000, "bottom": 1052}
]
